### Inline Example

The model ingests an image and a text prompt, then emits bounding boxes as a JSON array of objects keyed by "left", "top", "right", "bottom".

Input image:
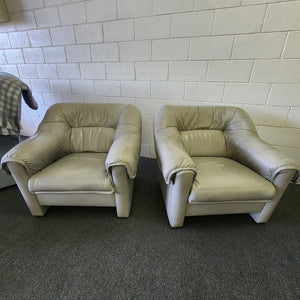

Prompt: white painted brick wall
[
  {"left": 262, "top": 1, "right": 300, "bottom": 32},
  {"left": 63, "top": 94, "right": 84, "bottom": 103},
  {"left": 28, "top": 29, "right": 51, "bottom": 47},
  {"left": 0, "top": 51, "right": 6, "bottom": 64},
  {"left": 117, "top": 0, "right": 152, "bottom": 19},
  {"left": 152, "top": 38, "right": 189, "bottom": 60},
  {"left": 0, "top": 0, "right": 299, "bottom": 164},
  {"left": 35, "top": 7, "right": 60, "bottom": 28},
  {"left": 74, "top": 23, "right": 103, "bottom": 44},
  {"left": 283, "top": 32, "right": 300, "bottom": 58},
  {"left": 65, "top": 45, "right": 90, "bottom": 62},
  {"left": 23, "top": 48, "right": 44, "bottom": 63},
  {"left": 91, "top": 43, "right": 119, "bottom": 62},
  {"left": 251, "top": 60, "right": 300, "bottom": 83},
  {"left": 153, "top": 0, "right": 193, "bottom": 15},
  {"left": 214, "top": 6, "right": 266, "bottom": 35},
  {"left": 9, "top": 32, "right": 30, "bottom": 48},
  {"left": 244, "top": 105, "right": 289, "bottom": 127},
  {"left": 94, "top": 80, "right": 121, "bottom": 97},
  {"left": 80, "top": 63, "right": 106, "bottom": 80},
  {"left": 57, "top": 63, "right": 80, "bottom": 79},
  {"left": 207, "top": 60, "right": 253, "bottom": 82},
  {"left": 135, "top": 16, "right": 171, "bottom": 40},
  {"left": 30, "top": 79, "right": 50, "bottom": 93},
  {"left": 0, "top": 22, "right": 16, "bottom": 34},
  {"left": 106, "top": 62, "right": 134, "bottom": 80},
  {"left": 195, "top": 0, "right": 241, "bottom": 10},
  {"left": 70, "top": 80, "right": 94, "bottom": 95},
  {"left": 103, "top": 20, "right": 134, "bottom": 42},
  {"left": 135, "top": 62, "right": 168, "bottom": 80},
  {"left": 185, "top": 82, "right": 224, "bottom": 102},
  {"left": 59, "top": 2, "right": 86, "bottom": 26},
  {"left": 5, "top": 50, "right": 24, "bottom": 64},
  {"left": 0, "top": 33, "right": 10, "bottom": 49},
  {"left": 18, "top": 64, "right": 38, "bottom": 78},
  {"left": 172, "top": 11, "right": 214, "bottom": 37},
  {"left": 7, "top": 0, "right": 44, "bottom": 12},
  {"left": 169, "top": 61, "right": 207, "bottom": 81},
  {"left": 43, "top": 47, "right": 66, "bottom": 63},
  {"left": 12, "top": 11, "right": 37, "bottom": 31},
  {"left": 50, "top": 26, "right": 75, "bottom": 45},
  {"left": 119, "top": 41, "right": 151, "bottom": 61},
  {"left": 190, "top": 36, "right": 234, "bottom": 60},
  {"left": 86, "top": 0, "right": 116, "bottom": 22},
  {"left": 121, "top": 81, "right": 150, "bottom": 98},
  {"left": 45, "top": 1, "right": 68, "bottom": 7},
  {"left": 268, "top": 85, "right": 300, "bottom": 106},
  {"left": 42, "top": 92, "right": 62, "bottom": 105},
  {"left": 0, "top": 65, "right": 19, "bottom": 76},
  {"left": 232, "top": 33, "right": 286, "bottom": 59},
  {"left": 258, "top": 126, "right": 300, "bottom": 148},
  {"left": 223, "top": 83, "right": 270, "bottom": 104},
  {"left": 151, "top": 81, "right": 185, "bottom": 100},
  {"left": 50, "top": 79, "right": 71, "bottom": 93},
  {"left": 36, "top": 64, "right": 57, "bottom": 78},
  {"left": 287, "top": 108, "right": 300, "bottom": 128},
  {"left": 135, "top": 98, "right": 166, "bottom": 115}
]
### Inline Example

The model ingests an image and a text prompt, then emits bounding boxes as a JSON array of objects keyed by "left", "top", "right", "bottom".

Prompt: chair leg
[
  {"left": 250, "top": 170, "right": 295, "bottom": 223},
  {"left": 112, "top": 166, "right": 134, "bottom": 218},
  {"left": 8, "top": 163, "right": 48, "bottom": 216},
  {"left": 163, "top": 171, "right": 194, "bottom": 228}
]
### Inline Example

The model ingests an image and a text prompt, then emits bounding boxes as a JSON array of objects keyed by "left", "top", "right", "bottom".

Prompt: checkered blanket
[{"left": 0, "top": 72, "right": 38, "bottom": 136}]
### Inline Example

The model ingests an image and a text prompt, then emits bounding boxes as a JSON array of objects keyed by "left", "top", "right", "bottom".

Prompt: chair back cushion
[
  {"left": 71, "top": 127, "right": 115, "bottom": 153},
  {"left": 154, "top": 105, "right": 257, "bottom": 157},
  {"left": 180, "top": 130, "right": 226, "bottom": 157},
  {"left": 39, "top": 103, "right": 128, "bottom": 153}
]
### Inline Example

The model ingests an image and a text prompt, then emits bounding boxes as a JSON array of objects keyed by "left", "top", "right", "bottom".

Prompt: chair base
[
  {"left": 36, "top": 192, "right": 116, "bottom": 207},
  {"left": 7, "top": 162, "right": 134, "bottom": 218},
  {"left": 186, "top": 201, "right": 267, "bottom": 217},
  {"left": 158, "top": 169, "right": 294, "bottom": 228}
]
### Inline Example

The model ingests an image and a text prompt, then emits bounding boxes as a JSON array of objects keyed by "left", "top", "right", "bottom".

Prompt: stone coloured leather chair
[
  {"left": 1, "top": 103, "right": 141, "bottom": 218},
  {"left": 154, "top": 105, "right": 300, "bottom": 227}
]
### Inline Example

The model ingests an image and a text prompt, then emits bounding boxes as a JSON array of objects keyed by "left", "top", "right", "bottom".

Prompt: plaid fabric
[{"left": 0, "top": 72, "right": 38, "bottom": 136}]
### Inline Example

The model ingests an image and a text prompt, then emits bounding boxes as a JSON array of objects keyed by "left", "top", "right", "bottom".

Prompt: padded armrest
[
  {"left": 1, "top": 128, "right": 69, "bottom": 177},
  {"left": 154, "top": 127, "right": 197, "bottom": 184},
  {"left": 105, "top": 105, "right": 141, "bottom": 179},
  {"left": 226, "top": 130, "right": 300, "bottom": 183}
]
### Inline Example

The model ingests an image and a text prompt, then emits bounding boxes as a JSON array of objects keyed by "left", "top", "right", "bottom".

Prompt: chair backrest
[
  {"left": 155, "top": 105, "right": 257, "bottom": 157},
  {"left": 38, "top": 103, "right": 128, "bottom": 153}
]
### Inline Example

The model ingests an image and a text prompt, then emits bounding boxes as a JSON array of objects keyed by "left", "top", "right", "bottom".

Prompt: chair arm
[
  {"left": 154, "top": 127, "right": 197, "bottom": 185},
  {"left": 1, "top": 131, "right": 68, "bottom": 177},
  {"left": 226, "top": 131, "right": 300, "bottom": 183},
  {"left": 105, "top": 105, "right": 141, "bottom": 179}
]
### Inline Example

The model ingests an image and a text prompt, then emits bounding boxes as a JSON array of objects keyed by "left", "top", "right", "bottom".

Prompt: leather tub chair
[
  {"left": 1, "top": 103, "right": 141, "bottom": 218},
  {"left": 154, "top": 105, "right": 300, "bottom": 227}
]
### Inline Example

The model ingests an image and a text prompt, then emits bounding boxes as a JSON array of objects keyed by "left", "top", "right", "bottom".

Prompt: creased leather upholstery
[
  {"left": 189, "top": 157, "right": 276, "bottom": 202},
  {"left": 1, "top": 103, "right": 141, "bottom": 218},
  {"left": 71, "top": 127, "right": 115, "bottom": 153},
  {"left": 154, "top": 105, "right": 300, "bottom": 227},
  {"left": 29, "top": 153, "right": 114, "bottom": 193},
  {"left": 106, "top": 104, "right": 142, "bottom": 180},
  {"left": 181, "top": 130, "right": 226, "bottom": 157}
]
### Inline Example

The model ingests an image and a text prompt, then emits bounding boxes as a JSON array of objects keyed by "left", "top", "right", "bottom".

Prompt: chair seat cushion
[
  {"left": 188, "top": 157, "right": 276, "bottom": 203},
  {"left": 28, "top": 153, "right": 114, "bottom": 194}
]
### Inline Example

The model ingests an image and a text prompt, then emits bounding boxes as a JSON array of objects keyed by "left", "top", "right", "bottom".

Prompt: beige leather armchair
[
  {"left": 1, "top": 103, "right": 141, "bottom": 218},
  {"left": 154, "top": 105, "right": 300, "bottom": 227}
]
